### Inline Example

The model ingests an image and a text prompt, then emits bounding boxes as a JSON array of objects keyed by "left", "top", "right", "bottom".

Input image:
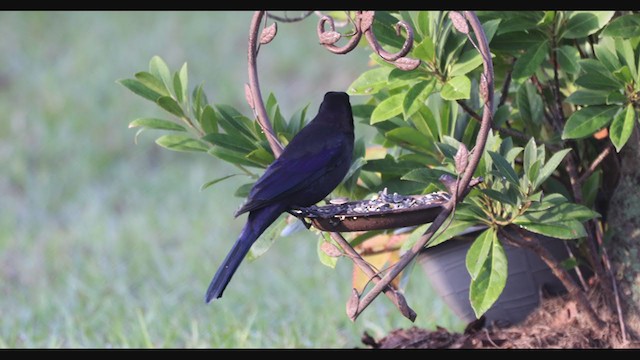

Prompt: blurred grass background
[{"left": 0, "top": 11, "right": 463, "bottom": 348}]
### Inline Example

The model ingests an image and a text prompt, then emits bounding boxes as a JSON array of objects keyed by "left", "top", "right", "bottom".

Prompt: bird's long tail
[{"left": 205, "top": 203, "right": 286, "bottom": 302}]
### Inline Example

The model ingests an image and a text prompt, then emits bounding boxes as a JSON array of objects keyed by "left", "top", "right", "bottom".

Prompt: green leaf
[
  {"left": 562, "top": 105, "right": 619, "bottom": 139},
  {"left": 352, "top": 104, "right": 376, "bottom": 120},
  {"left": 149, "top": 55, "right": 173, "bottom": 95},
  {"left": 208, "top": 146, "right": 264, "bottom": 168},
  {"left": 348, "top": 67, "right": 393, "bottom": 95},
  {"left": 401, "top": 167, "right": 452, "bottom": 184},
  {"left": 602, "top": 14, "right": 640, "bottom": 38},
  {"left": 468, "top": 229, "right": 507, "bottom": 318},
  {"left": 178, "top": 62, "right": 188, "bottom": 105},
  {"left": 527, "top": 159, "right": 541, "bottom": 186},
  {"left": 449, "top": 50, "right": 484, "bottom": 77},
  {"left": 117, "top": 78, "right": 163, "bottom": 102},
  {"left": 234, "top": 182, "right": 254, "bottom": 198},
  {"left": 523, "top": 137, "right": 537, "bottom": 174},
  {"left": 488, "top": 151, "right": 519, "bottom": 185},
  {"left": 607, "top": 91, "right": 627, "bottom": 105},
  {"left": 246, "top": 148, "right": 275, "bottom": 167},
  {"left": 610, "top": 104, "right": 636, "bottom": 152},
  {"left": 534, "top": 148, "right": 571, "bottom": 189},
  {"left": 481, "top": 18, "right": 502, "bottom": 44},
  {"left": 556, "top": 45, "right": 581, "bottom": 74},
  {"left": 441, "top": 75, "right": 471, "bottom": 100},
  {"left": 216, "top": 104, "right": 259, "bottom": 141},
  {"left": 505, "top": 146, "right": 523, "bottom": 165},
  {"left": 411, "top": 106, "right": 438, "bottom": 140},
  {"left": 480, "top": 188, "right": 517, "bottom": 206},
  {"left": 134, "top": 71, "right": 170, "bottom": 96},
  {"left": 613, "top": 66, "right": 634, "bottom": 84},
  {"left": 512, "top": 40, "right": 549, "bottom": 80},
  {"left": 202, "top": 132, "right": 256, "bottom": 153},
  {"left": 403, "top": 80, "right": 435, "bottom": 119},
  {"left": 247, "top": 215, "right": 287, "bottom": 261},
  {"left": 490, "top": 30, "right": 546, "bottom": 53},
  {"left": 513, "top": 220, "right": 587, "bottom": 239},
  {"left": 561, "top": 11, "right": 614, "bottom": 39},
  {"left": 413, "top": 35, "right": 435, "bottom": 61},
  {"left": 466, "top": 228, "right": 494, "bottom": 280},
  {"left": 200, "top": 174, "right": 241, "bottom": 191},
  {"left": 615, "top": 38, "right": 638, "bottom": 81},
  {"left": 519, "top": 203, "right": 597, "bottom": 224},
  {"left": 200, "top": 105, "right": 218, "bottom": 134},
  {"left": 492, "top": 12, "right": 545, "bottom": 34},
  {"left": 128, "top": 118, "right": 186, "bottom": 131},
  {"left": 594, "top": 39, "right": 622, "bottom": 73},
  {"left": 428, "top": 221, "right": 484, "bottom": 248},
  {"left": 385, "top": 127, "right": 432, "bottom": 153},
  {"left": 371, "top": 93, "right": 404, "bottom": 124},
  {"left": 173, "top": 72, "right": 183, "bottom": 103},
  {"left": 517, "top": 82, "right": 544, "bottom": 126},
  {"left": 192, "top": 83, "right": 208, "bottom": 120},
  {"left": 565, "top": 89, "right": 610, "bottom": 105},
  {"left": 155, "top": 134, "right": 209, "bottom": 152},
  {"left": 157, "top": 96, "right": 185, "bottom": 118},
  {"left": 575, "top": 59, "right": 623, "bottom": 91}
]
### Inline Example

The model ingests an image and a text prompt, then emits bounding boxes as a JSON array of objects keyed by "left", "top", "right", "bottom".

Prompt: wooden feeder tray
[{"left": 291, "top": 191, "right": 451, "bottom": 232}]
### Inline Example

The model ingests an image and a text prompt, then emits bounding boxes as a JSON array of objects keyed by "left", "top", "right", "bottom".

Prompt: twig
[
  {"left": 578, "top": 143, "right": 614, "bottom": 184},
  {"left": 498, "top": 57, "right": 516, "bottom": 107},
  {"left": 562, "top": 241, "right": 589, "bottom": 292},
  {"left": 551, "top": 28, "right": 567, "bottom": 128},
  {"left": 329, "top": 232, "right": 417, "bottom": 322},
  {"left": 350, "top": 11, "right": 494, "bottom": 321},
  {"left": 457, "top": 99, "right": 529, "bottom": 141},
  {"left": 594, "top": 220, "right": 628, "bottom": 342},
  {"left": 501, "top": 226, "right": 606, "bottom": 330}
]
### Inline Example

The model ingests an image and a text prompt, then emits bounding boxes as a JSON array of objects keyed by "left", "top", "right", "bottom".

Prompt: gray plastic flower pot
[{"left": 417, "top": 232, "right": 569, "bottom": 325}]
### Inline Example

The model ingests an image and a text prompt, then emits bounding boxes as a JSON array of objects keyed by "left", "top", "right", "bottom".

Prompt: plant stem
[{"left": 578, "top": 143, "right": 613, "bottom": 184}]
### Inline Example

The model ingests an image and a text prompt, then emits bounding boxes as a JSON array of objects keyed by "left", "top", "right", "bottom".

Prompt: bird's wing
[{"left": 235, "top": 132, "right": 349, "bottom": 215}]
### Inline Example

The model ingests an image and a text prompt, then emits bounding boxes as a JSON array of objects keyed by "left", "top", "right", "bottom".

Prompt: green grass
[{"left": 0, "top": 11, "right": 464, "bottom": 348}]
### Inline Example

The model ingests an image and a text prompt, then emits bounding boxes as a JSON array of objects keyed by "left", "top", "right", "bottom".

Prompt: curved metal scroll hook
[{"left": 317, "top": 11, "right": 420, "bottom": 70}]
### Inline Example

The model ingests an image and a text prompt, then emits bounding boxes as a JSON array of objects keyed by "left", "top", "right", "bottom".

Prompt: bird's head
[{"left": 318, "top": 91, "right": 353, "bottom": 132}]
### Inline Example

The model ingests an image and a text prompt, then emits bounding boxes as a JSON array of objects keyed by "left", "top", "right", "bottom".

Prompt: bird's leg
[{"left": 287, "top": 208, "right": 313, "bottom": 229}]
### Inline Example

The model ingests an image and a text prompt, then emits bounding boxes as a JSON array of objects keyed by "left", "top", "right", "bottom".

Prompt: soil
[{"left": 362, "top": 291, "right": 639, "bottom": 349}]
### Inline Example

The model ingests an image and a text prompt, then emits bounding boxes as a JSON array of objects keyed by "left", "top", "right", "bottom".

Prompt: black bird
[{"left": 205, "top": 91, "right": 354, "bottom": 302}]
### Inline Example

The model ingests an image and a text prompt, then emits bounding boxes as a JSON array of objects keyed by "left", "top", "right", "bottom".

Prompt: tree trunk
[{"left": 608, "top": 128, "right": 640, "bottom": 335}]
